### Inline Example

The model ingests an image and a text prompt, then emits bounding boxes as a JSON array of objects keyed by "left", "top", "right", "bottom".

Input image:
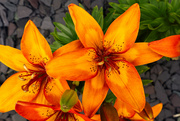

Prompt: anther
[
  {"left": 23, "top": 64, "right": 30, "bottom": 72},
  {"left": 97, "top": 61, "right": 104, "bottom": 66}
]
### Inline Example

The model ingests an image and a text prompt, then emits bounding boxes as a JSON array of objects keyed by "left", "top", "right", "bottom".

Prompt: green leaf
[
  {"left": 138, "top": 0, "right": 149, "bottom": 4},
  {"left": 50, "top": 40, "right": 63, "bottom": 53},
  {"left": 158, "top": 1, "right": 168, "bottom": 16},
  {"left": 126, "top": 0, "right": 137, "bottom": 5},
  {"left": 92, "top": 6, "right": 104, "bottom": 29},
  {"left": 118, "top": 0, "right": 128, "bottom": 4},
  {"left": 109, "top": 2, "right": 126, "bottom": 14},
  {"left": 144, "top": 30, "right": 159, "bottom": 42},
  {"left": 53, "top": 22, "right": 74, "bottom": 39},
  {"left": 148, "top": 17, "right": 165, "bottom": 30},
  {"left": 79, "top": 3, "right": 85, "bottom": 9},
  {"left": 52, "top": 28, "right": 73, "bottom": 45},
  {"left": 136, "top": 65, "right": 150, "bottom": 75},
  {"left": 141, "top": 4, "right": 161, "bottom": 19},
  {"left": 142, "top": 80, "right": 153, "bottom": 86},
  {"left": 171, "top": 0, "right": 180, "bottom": 11},
  {"left": 149, "top": 0, "right": 159, "bottom": 7},
  {"left": 63, "top": 13, "right": 78, "bottom": 40},
  {"left": 105, "top": 91, "right": 117, "bottom": 104}
]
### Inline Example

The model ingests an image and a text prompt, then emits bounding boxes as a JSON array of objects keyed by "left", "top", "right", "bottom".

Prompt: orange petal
[
  {"left": 121, "top": 43, "right": 163, "bottom": 66},
  {"left": 82, "top": 69, "right": 109, "bottom": 118},
  {"left": 0, "top": 72, "right": 40, "bottom": 112},
  {"left": 68, "top": 4, "right": 104, "bottom": 51},
  {"left": 46, "top": 48, "right": 98, "bottom": 81},
  {"left": 44, "top": 78, "right": 70, "bottom": 106},
  {"left": 31, "top": 80, "right": 52, "bottom": 105},
  {"left": 0, "top": 45, "right": 38, "bottom": 71},
  {"left": 114, "top": 98, "right": 136, "bottom": 118},
  {"left": 104, "top": 3, "right": 140, "bottom": 53},
  {"left": 148, "top": 35, "right": 180, "bottom": 58},
  {"left": 105, "top": 61, "right": 145, "bottom": 113},
  {"left": 53, "top": 40, "right": 84, "bottom": 57},
  {"left": 21, "top": 20, "right": 53, "bottom": 65},
  {"left": 15, "top": 101, "right": 56, "bottom": 120},
  {"left": 152, "top": 103, "right": 163, "bottom": 118},
  {"left": 73, "top": 100, "right": 83, "bottom": 113}
]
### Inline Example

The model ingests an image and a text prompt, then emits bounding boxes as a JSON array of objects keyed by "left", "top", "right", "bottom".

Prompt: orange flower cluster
[{"left": 0, "top": 3, "right": 179, "bottom": 121}]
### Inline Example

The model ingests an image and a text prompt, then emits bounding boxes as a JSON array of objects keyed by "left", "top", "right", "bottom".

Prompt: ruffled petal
[
  {"left": 68, "top": 4, "right": 104, "bottom": 51},
  {"left": 53, "top": 40, "right": 84, "bottom": 57},
  {"left": 121, "top": 43, "right": 163, "bottom": 66},
  {"left": 105, "top": 61, "right": 145, "bottom": 113},
  {"left": 21, "top": 20, "right": 53, "bottom": 65},
  {"left": 114, "top": 98, "right": 136, "bottom": 118},
  {"left": 44, "top": 78, "right": 70, "bottom": 105},
  {"left": 0, "top": 72, "right": 40, "bottom": 112},
  {"left": 148, "top": 35, "right": 180, "bottom": 57},
  {"left": 104, "top": 3, "right": 140, "bottom": 53},
  {"left": 82, "top": 69, "right": 109, "bottom": 118},
  {"left": 0, "top": 45, "right": 38, "bottom": 71},
  {"left": 15, "top": 101, "right": 56, "bottom": 120},
  {"left": 46, "top": 48, "right": 98, "bottom": 81}
]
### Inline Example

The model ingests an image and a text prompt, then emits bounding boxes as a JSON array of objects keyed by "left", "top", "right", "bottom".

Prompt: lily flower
[
  {"left": 0, "top": 20, "right": 83, "bottom": 112},
  {"left": 46, "top": 3, "right": 162, "bottom": 117},
  {"left": 15, "top": 93, "right": 94, "bottom": 121},
  {"left": 114, "top": 99, "right": 163, "bottom": 121},
  {"left": 148, "top": 35, "right": 180, "bottom": 58}
]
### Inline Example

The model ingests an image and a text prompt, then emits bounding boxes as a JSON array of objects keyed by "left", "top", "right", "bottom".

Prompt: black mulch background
[{"left": 0, "top": 0, "right": 180, "bottom": 121}]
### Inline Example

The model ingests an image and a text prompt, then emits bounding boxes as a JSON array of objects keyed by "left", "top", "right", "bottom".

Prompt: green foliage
[
  {"left": 109, "top": 0, "right": 180, "bottom": 42},
  {"left": 142, "top": 79, "right": 153, "bottom": 86},
  {"left": 136, "top": 65, "right": 150, "bottom": 75},
  {"left": 105, "top": 91, "right": 117, "bottom": 104}
]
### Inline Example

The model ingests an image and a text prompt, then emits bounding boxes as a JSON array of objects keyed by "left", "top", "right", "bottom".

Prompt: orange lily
[
  {"left": 148, "top": 35, "right": 180, "bottom": 58},
  {"left": 15, "top": 100, "right": 90, "bottom": 121},
  {"left": 0, "top": 20, "right": 84, "bottom": 112},
  {"left": 46, "top": 3, "right": 162, "bottom": 117},
  {"left": 114, "top": 98, "right": 163, "bottom": 121}
]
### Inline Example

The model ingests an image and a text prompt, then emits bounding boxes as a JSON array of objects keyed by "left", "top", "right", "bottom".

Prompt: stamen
[
  {"left": 97, "top": 61, "right": 104, "bottom": 65},
  {"left": 23, "top": 64, "right": 30, "bottom": 72}
]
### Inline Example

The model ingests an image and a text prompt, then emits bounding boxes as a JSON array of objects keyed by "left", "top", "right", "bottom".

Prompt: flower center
[
  {"left": 95, "top": 49, "right": 124, "bottom": 74},
  {"left": 55, "top": 111, "right": 77, "bottom": 121},
  {"left": 19, "top": 64, "right": 47, "bottom": 92}
]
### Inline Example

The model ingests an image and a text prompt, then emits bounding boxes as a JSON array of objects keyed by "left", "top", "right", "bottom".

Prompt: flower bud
[
  {"left": 60, "top": 89, "right": 78, "bottom": 113},
  {"left": 138, "top": 102, "right": 154, "bottom": 120},
  {"left": 100, "top": 102, "right": 119, "bottom": 121}
]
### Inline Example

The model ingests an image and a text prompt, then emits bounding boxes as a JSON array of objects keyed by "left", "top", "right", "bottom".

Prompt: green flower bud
[{"left": 60, "top": 89, "right": 78, "bottom": 113}]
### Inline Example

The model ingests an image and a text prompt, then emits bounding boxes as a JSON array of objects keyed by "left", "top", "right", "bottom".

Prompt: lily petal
[
  {"left": 0, "top": 45, "right": 38, "bottom": 71},
  {"left": 21, "top": 20, "right": 53, "bottom": 65},
  {"left": 53, "top": 40, "right": 84, "bottom": 57},
  {"left": 0, "top": 72, "right": 40, "bottom": 112},
  {"left": 68, "top": 4, "right": 104, "bottom": 51},
  {"left": 148, "top": 35, "right": 180, "bottom": 58},
  {"left": 114, "top": 98, "right": 136, "bottom": 118},
  {"left": 152, "top": 103, "right": 163, "bottom": 118},
  {"left": 46, "top": 48, "right": 98, "bottom": 81},
  {"left": 104, "top": 3, "right": 140, "bottom": 53},
  {"left": 105, "top": 61, "right": 145, "bottom": 113},
  {"left": 121, "top": 43, "right": 163, "bottom": 66},
  {"left": 82, "top": 69, "right": 109, "bottom": 118},
  {"left": 44, "top": 78, "right": 70, "bottom": 106},
  {"left": 15, "top": 101, "right": 56, "bottom": 120},
  {"left": 31, "top": 80, "right": 51, "bottom": 105}
]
